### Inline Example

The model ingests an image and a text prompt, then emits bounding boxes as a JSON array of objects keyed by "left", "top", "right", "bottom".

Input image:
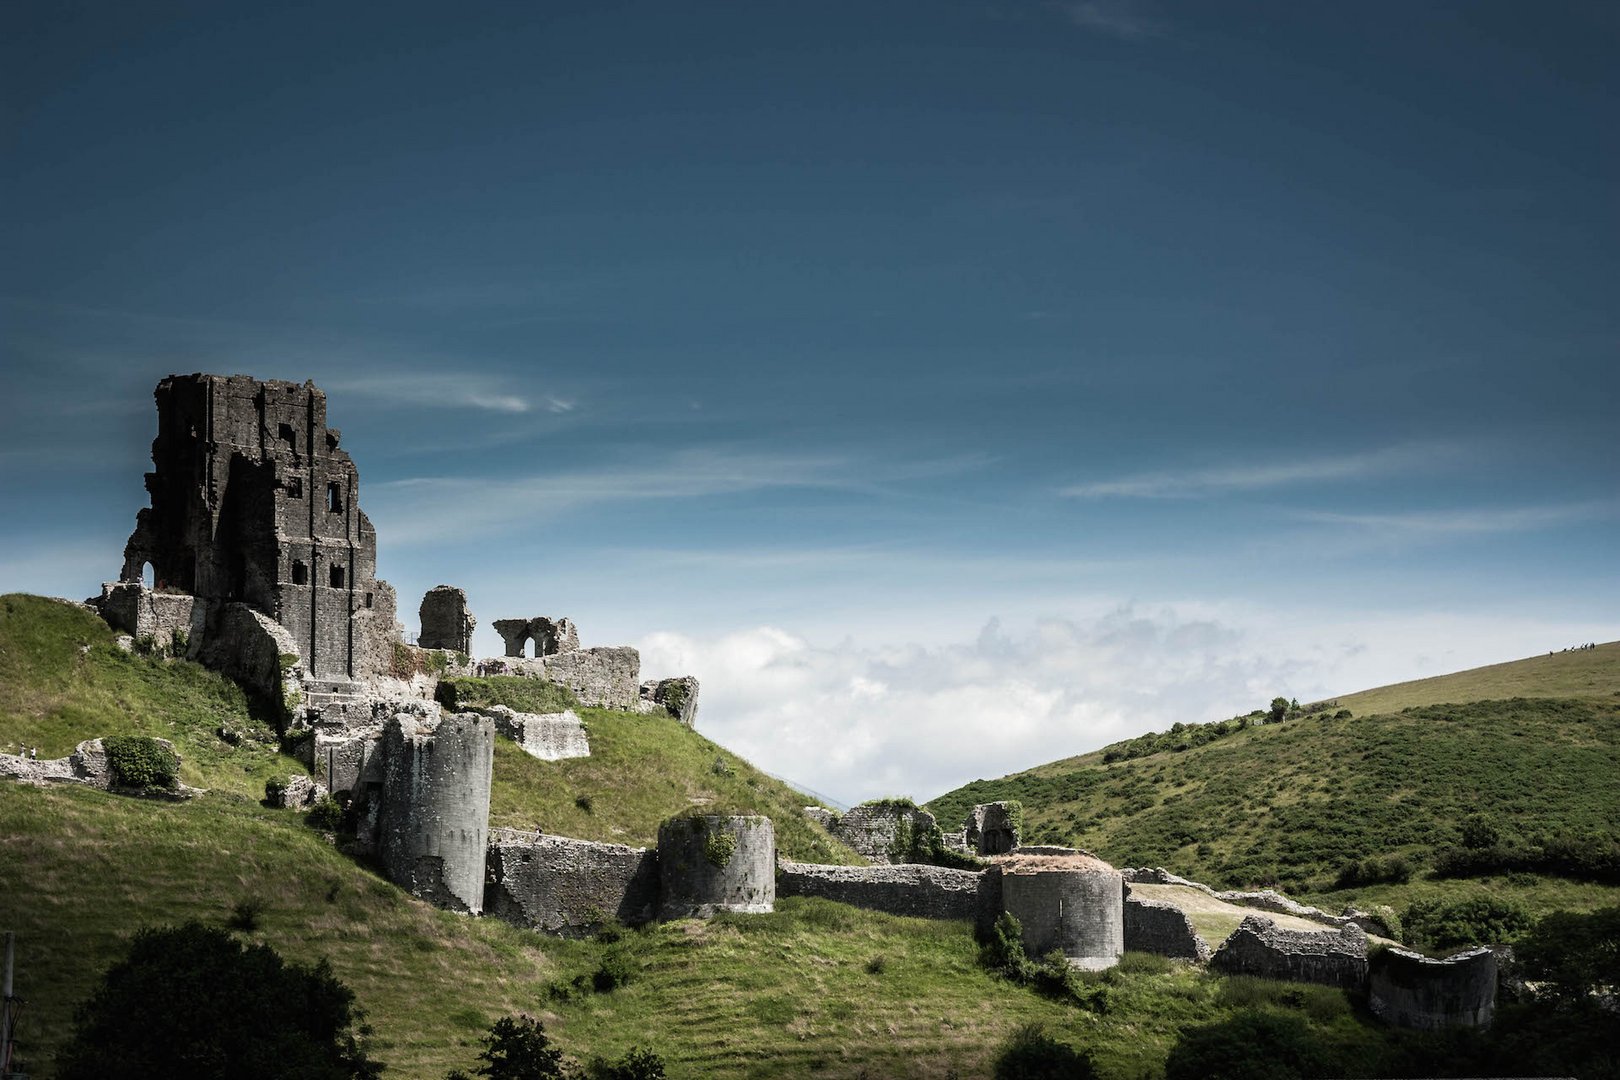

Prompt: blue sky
[{"left": 4, "top": 1, "right": 1616, "bottom": 803}]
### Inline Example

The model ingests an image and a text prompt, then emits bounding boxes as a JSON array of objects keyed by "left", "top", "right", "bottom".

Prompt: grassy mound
[
  {"left": 928, "top": 696, "right": 1620, "bottom": 902},
  {"left": 2, "top": 784, "right": 1440, "bottom": 1080}
]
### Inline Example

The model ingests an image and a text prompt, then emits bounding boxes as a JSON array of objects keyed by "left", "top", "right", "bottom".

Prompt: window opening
[
  {"left": 329, "top": 565, "right": 346, "bottom": 589},
  {"left": 278, "top": 422, "right": 297, "bottom": 452},
  {"left": 291, "top": 561, "right": 308, "bottom": 586},
  {"left": 327, "top": 482, "right": 343, "bottom": 513},
  {"left": 287, "top": 477, "right": 302, "bottom": 498}
]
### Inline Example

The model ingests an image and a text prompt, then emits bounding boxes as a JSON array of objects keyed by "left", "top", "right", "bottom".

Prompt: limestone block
[
  {"left": 1211, "top": 915, "right": 1368, "bottom": 990},
  {"left": 485, "top": 830, "right": 659, "bottom": 935},
  {"left": 475, "top": 705, "right": 589, "bottom": 761}
]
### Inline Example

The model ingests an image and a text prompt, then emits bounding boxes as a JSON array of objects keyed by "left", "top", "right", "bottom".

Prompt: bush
[
  {"left": 992, "top": 1023, "right": 1096, "bottom": 1079},
  {"left": 1514, "top": 905, "right": 1620, "bottom": 1003},
  {"left": 102, "top": 735, "right": 179, "bottom": 790},
  {"left": 591, "top": 1047, "right": 667, "bottom": 1080},
  {"left": 58, "top": 921, "right": 380, "bottom": 1080},
  {"left": 461, "top": 1014, "right": 566, "bottom": 1080},
  {"left": 1164, "top": 1009, "right": 1338, "bottom": 1080},
  {"left": 305, "top": 794, "right": 346, "bottom": 832},
  {"left": 1403, "top": 896, "right": 1533, "bottom": 952},
  {"left": 1333, "top": 853, "right": 1413, "bottom": 889},
  {"left": 227, "top": 897, "right": 264, "bottom": 932},
  {"left": 592, "top": 945, "right": 636, "bottom": 992}
]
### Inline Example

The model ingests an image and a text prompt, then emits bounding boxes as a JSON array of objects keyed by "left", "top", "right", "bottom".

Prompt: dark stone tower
[{"left": 117, "top": 374, "right": 398, "bottom": 681}]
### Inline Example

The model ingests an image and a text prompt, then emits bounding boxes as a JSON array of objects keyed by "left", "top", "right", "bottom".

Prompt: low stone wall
[
  {"left": 485, "top": 830, "right": 660, "bottom": 935},
  {"left": 0, "top": 738, "right": 114, "bottom": 788},
  {"left": 778, "top": 862, "right": 985, "bottom": 921},
  {"left": 1369, "top": 946, "right": 1497, "bottom": 1030},
  {"left": 1211, "top": 915, "right": 1368, "bottom": 990},
  {"left": 476, "top": 705, "right": 589, "bottom": 761},
  {"left": 91, "top": 582, "right": 204, "bottom": 656},
  {"left": 506, "top": 646, "right": 640, "bottom": 710},
  {"left": 1123, "top": 893, "right": 1210, "bottom": 962}
]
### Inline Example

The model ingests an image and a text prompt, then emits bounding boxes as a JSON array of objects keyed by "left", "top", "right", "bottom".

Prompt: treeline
[{"left": 1100, "top": 697, "right": 1352, "bottom": 764}]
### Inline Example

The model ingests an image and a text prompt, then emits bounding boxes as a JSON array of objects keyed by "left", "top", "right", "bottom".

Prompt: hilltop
[{"left": 927, "top": 645, "right": 1620, "bottom": 906}]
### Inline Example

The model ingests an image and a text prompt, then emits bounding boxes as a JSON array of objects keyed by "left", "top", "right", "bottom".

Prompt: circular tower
[
  {"left": 999, "top": 851, "right": 1124, "bottom": 970},
  {"left": 657, "top": 814, "right": 775, "bottom": 919},
  {"left": 377, "top": 710, "right": 495, "bottom": 914}
]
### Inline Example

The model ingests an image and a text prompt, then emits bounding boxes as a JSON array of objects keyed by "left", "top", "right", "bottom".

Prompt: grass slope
[
  {"left": 3, "top": 784, "right": 1432, "bottom": 1080},
  {"left": 928, "top": 696, "right": 1620, "bottom": 905},
  {"left": 1330, "top": 640, "right": 1620, "bottom": 717}
]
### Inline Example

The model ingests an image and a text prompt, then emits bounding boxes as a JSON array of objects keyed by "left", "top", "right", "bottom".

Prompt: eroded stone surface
[
  {"left": 504, "top": 647, "right": 641, "bottom": 710},
  {"left": 1124, "top": 892, "right": 1210, "bottom": 963},
  {"left": 1211, "top": 914, "right": 1368, "bottom": 989},
  {"left": 638, "top": 676, "right": 700, "bottom": 726},
  {"left": 485, "top": 830, "right": 658, "bottom": 935},
  {"left": 419, "top": 586, "right": 475, "bottom": 654},
  {"left": 473, "top": 705, "right": 589, "bottom": 761}
]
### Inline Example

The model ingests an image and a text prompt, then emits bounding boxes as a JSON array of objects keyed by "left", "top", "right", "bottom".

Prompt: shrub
[
  {"left": 263, "top": 777, "right": 288, "bottom": 805},
  {"left": 703, "top": 828, "right": 736, "bottom": 868},
  {"left": 102, "top": 735, "right": 180, "bottom": 790},
  {"left": 58, "top": 921, "right": 381, "bottom": 1080},
  {"left": 575, "top": 794, "right": 594, "bottom": 814},
  {"left": 864, "top": 954, "right": 888, "bottom": 975},
  {"left": 1514, "top": 905, "right": 1620, "bottom": 1003},
  {"left": 1164, "top": 1009, "right": 1338, "bottom": 1080},
  {"left": 992, "top": 1023, "right": 1096, "bottom": 1079},
  {"left": 591, "top": 1047, "right": 667, "bottom": 1080},
  {"left": 227, "top": 897, "right": 264, "bottom": 932},
  {"left": 592, "top": 945, "right": 636, "bottom": 992},
  {"left": 1404, "top": 896, "right": 1532, "bottom": 952},
  {"left": 464, "top": 1014, "right": 566, "bottom": 1080},
  {"left": 305, "top": 794, "right": 346, "bottom": 832}
]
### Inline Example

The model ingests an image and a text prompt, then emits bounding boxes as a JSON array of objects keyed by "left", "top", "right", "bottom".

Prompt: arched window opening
[{"left": 140, "top": 562, "right": 154, "bottom": 589}]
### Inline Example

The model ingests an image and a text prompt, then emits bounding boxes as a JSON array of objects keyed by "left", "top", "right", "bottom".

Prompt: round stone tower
[
  {"left": 657, "top": 814, "right": 775, "bottom": 919},
  {"left": 376, "top": 710, "right": 495, "bottom": 914},
  {"left": 999, "top": 851, "right": 1124, "bottom": 970}
]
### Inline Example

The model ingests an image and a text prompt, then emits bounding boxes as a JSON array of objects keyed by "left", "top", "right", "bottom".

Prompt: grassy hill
[{"left": 927, "top": 646, "right": 1620, "bottom": 909}]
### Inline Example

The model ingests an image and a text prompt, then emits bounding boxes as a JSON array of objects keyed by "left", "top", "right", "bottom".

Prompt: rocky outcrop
[
  {"left": 1211, "top": 915, "right": 1368, "bottom": 989},
  {"left": 0, "top": 738, "right": 114, "bottom": 788}
]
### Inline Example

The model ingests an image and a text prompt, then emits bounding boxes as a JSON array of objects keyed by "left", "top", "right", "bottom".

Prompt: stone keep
[
  {"left": 376, "top": 711, "right": 494, "bottom": 914},
  {"left": 419, "top": 585, "right": 475, "bottom": 654},
  {"left": 657, "top": 815, "right": 775, "bottom": 919},
  {"left": 998, "top": 852, "right": 1125, "bottom": 971},
  {"left": 108, "top": 374, "right": 398, "bottom": 682}
]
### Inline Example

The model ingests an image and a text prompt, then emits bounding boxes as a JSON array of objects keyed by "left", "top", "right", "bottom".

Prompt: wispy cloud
[
  {"left": 1293, "top": 499, "right": 1620, "bottom": 537},
  {"left": 322, "top": 373, "right": 565, "bottom": 415},
  {"left": 1056, "top": 0, "right": 1166, "bottom": 39},
  {"left": 1060, "top": 443, "right": 1458, "bottom": 499}
]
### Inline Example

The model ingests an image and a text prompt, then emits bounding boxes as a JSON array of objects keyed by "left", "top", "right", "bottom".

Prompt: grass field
[{"left": 1331, "top": 640, "right": 1620, "bottom": 716}]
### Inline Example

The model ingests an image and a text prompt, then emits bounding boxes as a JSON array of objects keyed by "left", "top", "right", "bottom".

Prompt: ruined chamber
[{"left": 106, "top": 374, "right": 399, "bottom": 684}]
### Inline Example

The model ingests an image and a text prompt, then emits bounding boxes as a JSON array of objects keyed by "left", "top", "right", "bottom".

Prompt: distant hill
[{"left": 927, "top": 645, "right": 1620, "bottom": 902}]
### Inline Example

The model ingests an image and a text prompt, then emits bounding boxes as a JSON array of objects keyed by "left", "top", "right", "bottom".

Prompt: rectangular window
[
  {"left": 329, "top": 565, "right": 346, "bottom": 589},
  {"left": 287, "top": 477, "right": 302, "bottom": 498},
  {"left": 278, "top": 422, "right": 297, "bottom": 451},
  {"left": 291, "top": 561, "right": 308, "bottom": 586},
  {"left": 326, "top": 482, "right": 343, "bottom": 513}
]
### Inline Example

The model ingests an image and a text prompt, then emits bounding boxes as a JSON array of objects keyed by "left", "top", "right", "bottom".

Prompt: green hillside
[{"left": 928, "top": 647, "right": 1620, "bottom": 905}]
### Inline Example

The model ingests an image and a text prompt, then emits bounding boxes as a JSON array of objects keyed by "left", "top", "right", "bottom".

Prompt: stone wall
[
  {"left": 91, "top": 582, "right": 205, "bottom": 656},
  {"left": 1211, "top": 915, "right": 1368, "bottom": 990},
  {"left": 419, "top": 585, "right": 475, "bottom": 654},
  {"left": 998, "top": 853, "right": 1124, "bottom": 971},
  {"left": 1124, "top": 892, "right": 1210, "bottom": 963},
  {"left": 777, "top": 862, "right": 986, "bottom": 921},
  {"left": 506, "top": 647, "right": 641, "bottom": 710},
  {"left": 0, "top": 738, "right": 115, "bottom": 788},
  {"left": 485, "top": 830, "right": 659, "bottom": 935},
  {"left": 375, "top": 712, "right": 494, "bottom": 914},
  {"left": 197, "top": 603, "right": 300, "bottom": 703},
  {"left": 475, "top": 705, "right": 589, "bottom": 761},
  {"left": 822, "top": 804, "right": 938, "bottom": 865},
  {"left": 966, "top": 802, "right": 1020, "bottom": 855},
  {"left": 639, "top": 676, "right": 700, "bottom": 726},
  {"left": 494, "top": 616, "right": 579, "bottom": 658},
  {"left": 1369, "top": 946, "right": 1497, "bottom": 1031}
]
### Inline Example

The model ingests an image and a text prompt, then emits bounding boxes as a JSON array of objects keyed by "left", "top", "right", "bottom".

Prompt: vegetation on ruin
[{"left": 436, "top": 675, "right": 580, "bottom": 715}]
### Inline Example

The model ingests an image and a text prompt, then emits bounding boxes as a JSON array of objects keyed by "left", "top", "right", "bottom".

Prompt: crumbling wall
[
  {"left": 1369, "top": 946, "right": 1497, "bottom": 1030},
  {"left": 419, "top": 585, "right": 475, "bottom": 654},
  {"left": 777, "top": 862, "right": 985, "bottom": 921},
  {"left": 965, "top": 802, "right": 1020, "bottom": 855},
  {"left": 197, "top": 603, "right": 300, "bottom": 703},
  {"left": 506, "top": 647, "right": 641, "bottom": 710},
  {"left": 824, "top": 804, "right": 939, "bottom": 865},
  {"left": 473, "top": 705, "right": 589, "bottom": 761},
  {"left": 0, "top": 738, "right": 115, "bottom": 788},
  {"left": 1211, "top": 915, "right": 1368, "bottom": 990},
  {"left": 91, "top": 582, "right": 205, "bottom": 656},
  {"left": 484, "top": 830, "right": 659, "bottom": 935},
  {"left": 639, "top": 676, "right": 700, "bottom": 726},
  {"left": 375, "top": 712, "right": 494, "bottom": 914},
  {"left": 1124, "top": 892, "right": 1210, "bottom": 962},
  {"left": 494, "top": 616, "right": 580, "bottom": 658}
]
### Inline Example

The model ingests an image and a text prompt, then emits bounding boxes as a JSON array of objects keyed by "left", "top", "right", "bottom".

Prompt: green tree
[
  {"left": 467, "top": 1015, "right": 566, "bottom": 1080},
  {"left": 1515, "top": 906, "right": 1620, "bottom": 1003},
  {"left": 1268, "top": 697, "right": 1289, "bottom": 724},
  {"left": 1164, "top": 1010, "right": 1338, "bottom": 1080},
  {"left": 59, "top": 921, "right": 381, "bottom": 1080}
]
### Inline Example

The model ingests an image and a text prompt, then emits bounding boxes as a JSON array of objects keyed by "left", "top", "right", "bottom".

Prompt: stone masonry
[
  {"left": 485, "top": 830, "right": 660, "bottom": 935},
  {"left": 1211, "top": 914, "right": 1369, "bottom": 990},
  {"left": 419, "top": 585, "right": 475, "bottom": 654},
  {"left": 777, "top": 862, "right": 990, "bottom": 922},
  {"left": 494, "top": 616, "right": 579, "bottom": 658},
  {"left": 1123, "top": 892, "right": 1210, "bottom": 963}
]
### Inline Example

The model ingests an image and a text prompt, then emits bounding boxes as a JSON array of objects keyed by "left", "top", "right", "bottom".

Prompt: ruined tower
[{"left": 114, "top": 374, "right": 398, "bottom": 682}]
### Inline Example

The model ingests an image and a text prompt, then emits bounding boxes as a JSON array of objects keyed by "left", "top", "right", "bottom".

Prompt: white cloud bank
[{"left": 638, "top": 605, "right": 1615, "bottom": 808}]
